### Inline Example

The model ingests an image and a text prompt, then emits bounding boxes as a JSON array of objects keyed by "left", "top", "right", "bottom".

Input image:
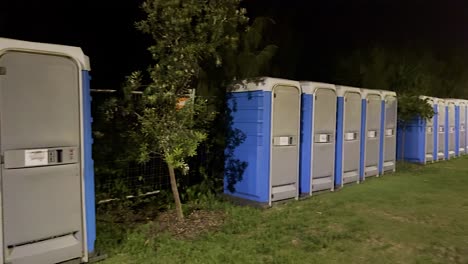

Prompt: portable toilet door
[
  {"left": 446, "top": 99, "right": 456, "bottom": 159},
  {"left": 422, "top": 96, "right": 437, "bottom": 164},
  {"left": 460, "top": 100, "right": 468, "bottom": 155},
  {"left": 434, "top": 98, "right": 446, "bottom": 161},
  {"left": 454, "top": 100, "right": 461, "bottom": 156},
  {"left": 299, "top": 82, "right": 336, "bottom": 195},
  {"left": 225, "top": 77, "right": 301, "bottom": 206},
  {"left": 360, "top": 89, "right": 382, "bottom": 179},
  {"left": 431, "top": 98, "right": 439, "bottom": 162},
  {"left": 335, "top": 85, "right": 362, "bottom": 187},
  {"left": 463, "top": 100, "right": 468, "bottom": 154},
  {"left": 420, "top": 95, "right": 436, "bottom": 163},
  {"left": 380, "top": 90, "right": 398, "bottom": 174},
  {"left": 0, "top": 38, "right": 96, "bottom": 263}
]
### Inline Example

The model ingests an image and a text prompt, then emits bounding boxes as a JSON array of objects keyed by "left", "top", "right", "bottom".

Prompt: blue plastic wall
[
  {"left": 378, "top": 101, "right": 385, "bottom": 174},
  {"left": 455, "top": 105, "right": 460, "bottom": 156},
  {"left": 224, "top": 91, "right": 272, "bottom": 203},
  {"left": 445, "top": 106, "right": 449, "bottom": 159},
  {"left": 396, "top": 117, "right": 426, "bottom": 164},
  {"left": 359, "top": 99, "right": 367, "bottom": 180},
  {"left": 82, "top": 71, "right": 96, "bottom": 253},
  {"left": 299, "top": 94, "right": 313, "bottom": 195},
  {"left": 334, "top": 97, "right": 345, "bottom": 187}
]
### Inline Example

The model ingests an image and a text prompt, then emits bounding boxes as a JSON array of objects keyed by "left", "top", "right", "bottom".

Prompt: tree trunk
[{"left": 168, "top": 164, "right": 184, "bottom": 220}]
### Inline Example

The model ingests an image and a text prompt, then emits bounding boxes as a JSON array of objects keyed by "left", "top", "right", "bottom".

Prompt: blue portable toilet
[
  {"left": 0, "top": 38, "right": 96, "bottom": 263},
  {"left": 379, "top": 90, "right": 398, "bottom": 174},
  {"left": 225, "top": 77, "right": 302, "bottom": 206},
  {"left": 360, "top": 89, "right": 382, "bottom": 180},
  {"left": 458, "top": 99, "right": 468, "bottom": 155},
  {"left": 445, "top": 99, "right": 456, "bottom": 159},
  {"left": 299, "top": 82, "right": 336, "bottom": 196},
  {"left": 335, "top": 85, "right": 362, "bottom": 187},
  {"left": 396, "top": 96, "right": 436, "bottom": 164},
  {"left": 434, "top": 98, "right": 446, "bottom": 161}
]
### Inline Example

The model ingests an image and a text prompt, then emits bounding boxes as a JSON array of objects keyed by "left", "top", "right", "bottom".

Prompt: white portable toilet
[
  {"left": 334, "top": 86, "right": 362, "bottom": 187},
  {"left": 459, "top": 99, "right": 468, "bottom": 155},
  {"left": 434, "top": 98, "right": 446, "bottom": 161},
  {"left": 360, "top": 89, "right": 382, "bottom": 179},
  {"left": 380, "top": 90, "right": 397, "bottom": 174},
  {"left": 225, "top": 77, "right": 301, "bottom": 206},
  {"left": 422, "top": 96, "right": 436, "bottom": 162},
  {"left": 299, "top": 82, "right": 336, "bottom": 195},
  {"left": 445, "top": 99, "right": 456, "bottom": 159},
  {"left": 0, "top": 38, "right": 96, "bottom": 264}
]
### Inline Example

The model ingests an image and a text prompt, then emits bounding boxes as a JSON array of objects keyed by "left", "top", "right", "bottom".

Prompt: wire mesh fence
[
  {"left": 91, "top": 90, "right": 171, "bottom": 203},
  {"left": 95, "top": 158, "right": 170, "bottom": 203}
]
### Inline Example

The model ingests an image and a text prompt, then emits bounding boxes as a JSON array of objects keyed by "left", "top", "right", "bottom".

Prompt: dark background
[{"left": 2, "top": 0, "right": 468, "bottom": 88}]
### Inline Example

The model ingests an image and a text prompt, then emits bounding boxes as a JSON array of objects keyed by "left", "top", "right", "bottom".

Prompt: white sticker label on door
[
  {"left": 367, "top": 130, "right": 377, "bottom": 138},
  {"left": 385, "top": 129, "right": 394, "bottom": 136},
  {"left": 439, "top": 126, "right": 445, "bottom": 133},
  {"left": 279, "top": 137, "right": 289, "bottom": 145},
  {"left": 345, "top": 132, "right": 356, "bottom": 140},
  {"left": 427, "top": 127, "right": 433, "bottom": 133},
  {"left": 319, "top": 134, "right": 329, "bottom": 143},
  {"left": 273, "top": 136, "right": 291, "bottom": 146},
  {"left": 461, "top": 125, "right": 465, "bottom": 131},
  {"left": 450, "top": 127, "right": 455, "bottom": 133},
  {"left": 24, "top": 149, "right": 48, "bottom": 166}
]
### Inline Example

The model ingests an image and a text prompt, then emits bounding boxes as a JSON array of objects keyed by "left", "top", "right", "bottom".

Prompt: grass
[{"left": 96, "top": 156, "right": 468, "bottom": 264}]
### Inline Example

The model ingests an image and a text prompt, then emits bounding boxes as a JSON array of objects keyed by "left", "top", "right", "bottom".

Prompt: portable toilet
[
  {"left": 335, "top": 85, "right": 362, "bottom": 187},
  {"left": 396, "top": 96, "right": 435, "bottom": 164},
  {"left": 0, "top": 38, "right": 96, "bottom": 263},
  {"left": 380, "top": 90, "right": 398, "bottom": 174},
  {"left": 458, "top": 99, "right": 468, "bottom": 155},
  {"left": 455, "top": 100, "right": 462, "bottom": 156},
  {"left": 299, "top": 82, "right": 336, "bottom": 195},
  {"left": 360, "top": 89, "right": 382, "bottom": 179},
  {"left": 445, "top": 99, "right": 456, "bottom": 159},
  {"left": 225, "top": 77, "right": 301, "bottom": 206},
  {"left": 464, "top": 99, "right": 468, "bottom": 155},
  {"left": 434, "top": 98, "right": 446, "bottom": 161}
]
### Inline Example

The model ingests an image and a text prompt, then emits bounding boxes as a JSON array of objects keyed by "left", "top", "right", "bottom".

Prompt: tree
[
  {"left": 335, "top": 47, "right": 438, "bottom": 120},
  {"left": 192, "top": 16, "right": 279, "bottom": 194},
  {"left": 124, "top": 0, "right": 249, "bottom": 220}
]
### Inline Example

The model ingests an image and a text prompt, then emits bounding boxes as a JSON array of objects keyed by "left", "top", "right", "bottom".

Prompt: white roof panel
[
  {"left": 360, "top": 88, "right": 382, "bottom": 98},
  {"left": 230, "top": 77, "right": 300, "bottom": 92},
  {"left": 380, "top": 90, "right": 397, "bottom": 98},
  {"left": 300, "top": 81, "right": 335, "bottom": 94},
  {"left": 433, "top": 97, "right": 446, "bottom": 105},
  {"left": 335, "top": 85, "right": 362, "bottom": 97},
  {"left": 0, "top": 37, "right": 90, "bottom": 70}
]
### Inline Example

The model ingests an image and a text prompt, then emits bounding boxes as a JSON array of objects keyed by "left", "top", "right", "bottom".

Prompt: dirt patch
[
  {"left": 366, "top": 236, "right": 387, "bottom": 247},
  {"left": 151, "top": 209, "right": 226, "bottom": 239},
  {"left": 327, "top": 223, "right": 346, "bottom": 233},
  {"left": 380, "top": 211, "right": 413, "bottom": 223},
  {"left": 96, "top": 202, "right": 161, "bottom": 225},
  {"left": 291, "top": 238, "right": 301, "bottom": 246},
  {"left": 366, "top": 236, "right": 411, "bottom": 256},
  {"left": 427, "top": 245, "right": 467, "bottom": 264}
]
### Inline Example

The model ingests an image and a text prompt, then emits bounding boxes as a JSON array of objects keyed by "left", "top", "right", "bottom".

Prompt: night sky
[{"left": 2, "top": 0, "right": 468, "bottom": 89}]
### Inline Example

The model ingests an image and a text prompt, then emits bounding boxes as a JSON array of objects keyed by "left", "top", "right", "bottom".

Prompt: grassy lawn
[{"left": 96, "top": 156, "right": 468, "bottom": 264}]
